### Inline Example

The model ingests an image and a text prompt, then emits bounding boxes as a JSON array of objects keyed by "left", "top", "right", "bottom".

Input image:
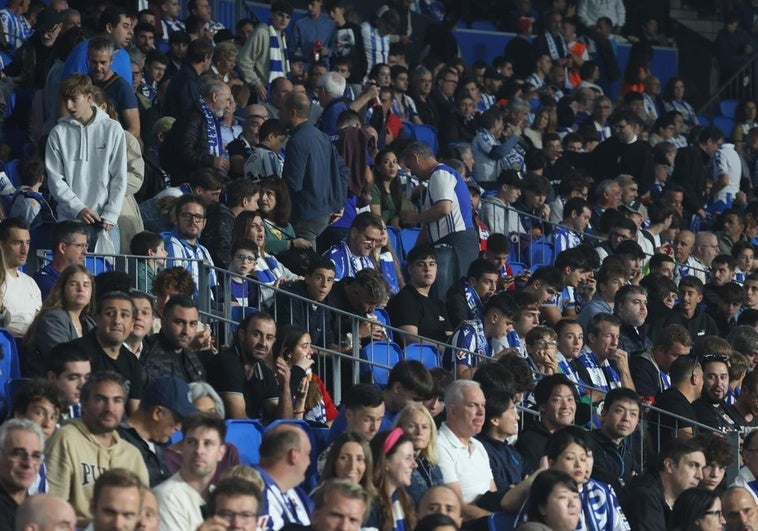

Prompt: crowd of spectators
[{"left": 2, "top": 0, "right": 758, "bottom": 530}]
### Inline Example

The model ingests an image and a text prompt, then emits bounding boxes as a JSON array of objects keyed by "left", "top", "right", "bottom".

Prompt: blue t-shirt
[{"left": 62, "top": 41, "right": 133, "bottom": 87}]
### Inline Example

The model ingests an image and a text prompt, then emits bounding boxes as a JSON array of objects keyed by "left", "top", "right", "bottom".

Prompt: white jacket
[{"left": 45, "top": 105, "right": 128, "bottom": 225}]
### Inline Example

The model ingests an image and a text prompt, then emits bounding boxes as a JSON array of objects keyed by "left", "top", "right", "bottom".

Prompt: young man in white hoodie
[{"left": 44, "top": 73, "right": 127, "bottom": 252}]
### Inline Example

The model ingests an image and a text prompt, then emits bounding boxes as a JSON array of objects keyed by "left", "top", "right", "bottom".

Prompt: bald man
[
  {"left": 674, "top": 230, "right": 707, "bottom": 284},
  {"left": 418, "top": 486, "right": 463, "bottom": 528},
  {"left": 15, "top": 494, "right": 77, "bottom": 531},
  {"left": 722, "top": 486, "right": 758, "bottom": 531},
  {"left": 694, "top": 231, "right": 719, "bottom": 271}
]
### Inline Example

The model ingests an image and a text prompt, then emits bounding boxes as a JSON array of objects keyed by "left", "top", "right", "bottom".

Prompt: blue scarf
[
  {"left": 199, "top": 97, "right": 221, "bottom": 157},
  {"left": 391, "top": 491, "right": 407, "bottom": 531},
  {"left": 463, "top": 281, "right": 484, "bottom": 320}
]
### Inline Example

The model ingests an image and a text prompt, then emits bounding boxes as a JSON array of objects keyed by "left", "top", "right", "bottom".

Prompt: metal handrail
[{"left": 699, "top": 51, "right": 758, "bottom": 119}]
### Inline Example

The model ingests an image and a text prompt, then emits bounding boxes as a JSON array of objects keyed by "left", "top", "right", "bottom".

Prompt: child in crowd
[
  {"left": 129, "top": 230, "right": 168, "bottom": 293},
  {"left": 8, "top": 157, "right": 55, "bottom": 229}
]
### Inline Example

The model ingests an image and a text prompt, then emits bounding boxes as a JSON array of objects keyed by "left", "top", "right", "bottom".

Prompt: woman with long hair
[
  {"left": 520, "top": 470, "right": 581, "bottom": 531},
  {"left": 393, "top": 403, "right": 444, "bottom": 504},
  {"left": 669, "top": 487, "right": 725, "bottom": 531},
  {"left": 663, "top": 77, "right": 699, "bottom": 133},
  {"left": 268, "top": 325, "right": 336, "bottom": 425},
  {"left": 370, "top": 221, "right": 404, "bottom": 296},
  {"left": 22, "top": 264, "right": 95, "bottom": 376},
  {"left": 321, "top": 431, "right": 377, "bottom": 497},
  {"left": 370, "top": 149, "right": 404, "bottom": 229},
  {"left": 258, "top": 177, "right": 312, "bottom": 255},
  {"left": 367, "top": 429, "right": 418, "bottom": 531},
  {"left": 231, "top": 210, "right": 299, "bottom": 309},
  {"left": 523, "top": 106, "right": 557, "bottom": 150}
]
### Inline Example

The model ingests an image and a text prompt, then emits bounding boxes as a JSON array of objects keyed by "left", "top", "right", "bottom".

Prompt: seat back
[
  {"left": 713, "top": 116, "right": 736, "bottom": 138},
  {"left": 399, "top": 228, "right": 421, "bottom": 258},
  {"left": 530, "top": 238, "right": 554, "bottom": 268},
  {"left": 359, "top": 341, "right": 402, "bottom": 386},
  {"left": 487, "top": 512, "right": 518, "bottom": 531},
  {"left": 720, "top": 99, "right": 739, "bottom": 119},
  {"left": 404, "top": 343, "right": 439, "bottom": 369},
  {"left": 412, "top": 124, "right": 439, "bottom": 155},
  {"left": 225, "top": 419, "right": 265, "bottom": 465},
  {"left": 0, "top": 329, "right": 21, "bottom": 416}
]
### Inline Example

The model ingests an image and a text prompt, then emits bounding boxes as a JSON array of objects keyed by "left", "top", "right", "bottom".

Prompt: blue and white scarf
[
  {"left": 574, "top": 352, "right": 621, "bottom": 393},
  {"left": 199, "top": 97, "right": 221, "bottom": 157},
  {"left": 391, "top": 491, "right": 407, "bottom": 531},
  {"left": 268, "top": 25, "right": 289, "bottom": 83},
  {"left": 463, "top": 281, "right": 484, "bottom": 320}
]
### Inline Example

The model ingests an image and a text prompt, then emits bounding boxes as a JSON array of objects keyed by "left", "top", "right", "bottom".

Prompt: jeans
[{"left": 293, "top": 215, "right": 332, "bottom": 251}]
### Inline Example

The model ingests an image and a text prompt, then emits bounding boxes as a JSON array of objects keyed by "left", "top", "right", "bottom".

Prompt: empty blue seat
[
  {"left": 360, "top": 341, "right": 403, "bottom": 386},
  {"left": 373, "top": 307, "right": 394, "bottom": 341},
  {"left": 530, "top": 238, "right": 554, "bottom": 268},
  {"left": 404, "top": 343, "right": 439, "bottom": 369},
  {"left": 487, "top": 512, "right": 518, "bottom": 531},
  {"left": 720, "top": 99, "right": 739, "bottom": 119},
  {"left": 386, "top": 225, "right": 402, "bottom": 256},
  {"left": 399, "top": 228, "right": 421, "bottom": 257},
  {"left": 411, "top": 124, "right": 439, "bottom": 155},
  {"left": 226, "top": 419, "right": 265, "bottom": 465},
  {"left": 713, "top": 116, "right": 736, "bottom": 138}
]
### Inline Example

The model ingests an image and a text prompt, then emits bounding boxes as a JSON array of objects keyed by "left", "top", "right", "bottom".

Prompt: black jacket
[
  {"left": 141, "top": 332, "right": 206, "bottom": 385},
  {"left": 590, "top": 430, "right": 638, "bottom": 494},
  {"left": 117, "top": 423, "right": 172, "bottom": 487},
  {"left": 670, "top": 144, "right": 710, "bottom": 219},
  {"left": 620, "top": 471, "right": 669, "bottom": 531},
  {"left": 514, "top": 418, "right": 552, "bottom": 472},
  {"left": 159, "top": 105, "right": 216, "bottom": 185},
  {"left": 200, "top": 202, "right": 235, "bottom": 269}
]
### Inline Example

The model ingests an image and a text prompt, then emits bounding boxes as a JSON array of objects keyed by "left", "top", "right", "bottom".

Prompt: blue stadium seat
[
  {"left": 400, "top": 228, "right": 421, "bottom": 257},
  {"left": 696, "top": 114, "right": 710, "bottom": 126},
  {"left": 360, "top": 341, "right": 403, "bottom": 386},
  {"left": 404, "top": 343, "right": 439, "bottom": 369},
  {"left": 373, "top": 307, "right": 394, "bottom": 341},
  {"left": 720, "top": 99, "right": 739, "bottom": 119},
  {"left": 487, "top": 512, "right": 518, "bottom": 531},
  {"left": 411, "top": 124, "right": 439, "bottom": 155},
  {"left": 85, "top": 255, "right": 114, "bottom": 275},
  {"left": 0, "top": 332, "right": 21, "bottom": 417},
  {"left": 509, "top": 262, "right": 526, "bottom": 275},
  {"left": 470, "top": 20, "right": 498, "bottom": 31},
  {"left": 386, "top": 225, "right": 402, "bottom": 257},
  {"left": 530, "top": 238, "right": 554, "bottom": 268},
  {"left": 4, "top": 377, "right": 30, "bottom": 415},
  {"left": 4, "top": 159, "right": 19, "bottom": 188},
  {"left": 713, "top": 116, "right": 736, "bottom": 138},
  {"left": 225, "top": 419, "right": 265, "bottom": 465}
]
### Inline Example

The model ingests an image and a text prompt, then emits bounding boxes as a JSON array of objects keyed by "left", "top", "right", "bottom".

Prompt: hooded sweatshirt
[
  {"left": 44, "top": 419, "right": 149, "bottom": 525},
  {"left": 45, "top": 105, "right": 128, "bottom": 225}
]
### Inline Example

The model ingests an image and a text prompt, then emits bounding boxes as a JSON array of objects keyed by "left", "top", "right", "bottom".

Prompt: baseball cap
[
  {"left": 152, "top": 116, "right": 176, "bottom": 137},
  {"left": 36, "top": 7, "right": 62, "bottom": 32},
  {"left": 484, "top": 67, "right": 504, "bottom": 81},
  {"left": 141, "top": 376, "right": 198, "bottom": 418},
  {"left": 621, "top": 200, "right": 647, "bottom": 217}
]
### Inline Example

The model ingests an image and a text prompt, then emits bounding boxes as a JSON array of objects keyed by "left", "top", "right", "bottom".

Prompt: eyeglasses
[
  {"left": 216, "top": 510, "right": 258, "bottom": 522},
  {"left": 5, "top": 449, "right": 44, "bottom": 463},
  {"left": 534, "top": 340, "right": 558, "bottom": 348},
  {"left": 234, "top": 253, "right": 256, "bottom": 262},
  {"left": 358, "top": 231, "right": 381, "bottom": 246},
  {"left": 179, "top": 212, "right": 206, "bottom": 222},
  {"left": 703, "top": 510, "right": 722, "bottom": 517},
  {"left": 65, "top": 242, "right": 88, "bottom": 250}
]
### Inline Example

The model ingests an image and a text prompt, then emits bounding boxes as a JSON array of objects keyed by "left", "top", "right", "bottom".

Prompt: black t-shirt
[
  {"left": 386, "top": 285, "right": 451, "bottom": 344},
  {"left": 649, "top": 387, "right": 695, "bottom": 446},
  {"left": 0, "top": 487, "right": 18, "bottom": 530},
  {"left": 693, "top": 398, "right": 740, "bottom": 432},
  {"left": 205, "top": 346, "right": 279, "bottom": 420},
  {"left": 69, "top": 333, "right": 144, "bottom": 401}
]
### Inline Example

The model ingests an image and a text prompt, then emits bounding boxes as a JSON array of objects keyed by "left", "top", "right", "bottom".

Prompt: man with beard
[
  {"left": 205, "top": 312, "right": 292, "bottom": 421},
  {"left": 65, "top": 291, "right": 143, "bottom": 413},
  {"left": 154, "top": 413, "right": 227, "bottom": 530},
  {"left": 693, "top": 353, "right": 740, "bottom": 432},
  {"left": 614, "top": 284, "right": 653, "bottom": 355},
  {"left": 45, "top": 371, "right": 149, "bottom": 527},
  {"left": 590, "top": 387, "right": 642, "bottom": 494},
  {"left": 573, "top": 313, "right": 635, "bottom": 404},
  {"left": 140, "top": 295, "right": 205, "bottom": 385}
]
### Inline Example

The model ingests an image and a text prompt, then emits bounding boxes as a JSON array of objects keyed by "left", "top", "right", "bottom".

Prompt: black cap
[
  {"left": 36, "top": 7, "right": 62, "bottom": 32},
  {"left": 141, "top": 376, "right": 198, "bottom": 418},
  {"left": 484, "top": 67, "right": 505, "bottom": 81}
]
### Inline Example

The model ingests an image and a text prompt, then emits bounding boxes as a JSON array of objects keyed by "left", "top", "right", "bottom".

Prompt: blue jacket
[{"left": 283, "top": 121, "right": 348, "bottom": 223}]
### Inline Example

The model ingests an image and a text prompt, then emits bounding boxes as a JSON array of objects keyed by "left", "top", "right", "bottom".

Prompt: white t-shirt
[
  {"left": 713, "top": 143, "right": 741, "bottom": 204},
  {"left": 436, "top": 422, "right": 493, "bottom": 503},
  {"left": 2, "top": 269, "right": 41, "bottom": 336},
  {"left": 154, "top": 473, "right": 205, "bottom": 531}
]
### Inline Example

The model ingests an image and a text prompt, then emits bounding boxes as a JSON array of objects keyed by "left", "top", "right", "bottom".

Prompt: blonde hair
[
  {"left": 393, "top": 403, "right": 439, "bottom": 464},
  {"left": 219, "top": 465, "right": 264, "bottom": 491}
]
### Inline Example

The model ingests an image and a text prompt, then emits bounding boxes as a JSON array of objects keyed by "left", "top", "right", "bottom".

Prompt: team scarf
[
  {"left": 463, "top": 281, "right": 484, "bottom": 320},
  {"left": 580, "top": 479, "right": 631, "bottom": 531},
  {"left": 544, "top": 30, "right": 567, "bottom": 61},
  {"left": 268, "top": 25, "right": 289, "bottom": 83},
  {"left": 391, "top": 491, "right": 407, "bottom": 531},
  {"left": 198, "top": 97, "right": 221, "bottom": 157},
  {"left": 575, "top": 352, "right": 621, "bottom": 393}
]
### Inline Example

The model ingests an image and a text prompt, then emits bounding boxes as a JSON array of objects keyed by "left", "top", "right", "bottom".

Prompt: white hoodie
[{"left": 45, "top": 105, "right": 127, "bottom": 225}]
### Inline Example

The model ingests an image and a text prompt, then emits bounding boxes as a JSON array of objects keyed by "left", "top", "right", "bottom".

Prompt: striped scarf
[
  {"left": 198, "top": 97, "right": 221, "bottom": 157},
  {"left": 268, "top": 25, "right": 289, "bottom": 83}
]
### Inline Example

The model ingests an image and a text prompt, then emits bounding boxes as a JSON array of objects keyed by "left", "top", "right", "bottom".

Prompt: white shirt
[
  {"left": 2, "top": 269, "right": 41, "bottom": 336},
  {"left": 713, "top": 143, "right": 741, "bottom": 204},
  {"left": 153, "top": 473, "right": 205, "bottom": 531},
  {"left": 732, "top": 466, "right": 758, "bottom": 503},
  {"left": 436, "top": 423, "right": 493, "bottom": 503}
]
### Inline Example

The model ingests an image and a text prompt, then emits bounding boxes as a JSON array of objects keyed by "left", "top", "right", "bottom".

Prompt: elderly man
[
  {"left": 674, "top": 230, "right": 707, "bottom": 284},
  {"left": 0, "top": 419, "right": 45, "bottom": 528},
  {"left": 722, "top": 486, "right": 758, "bottom": 530},
  {"left": 15, "top": 493, "right": 77, "bottom": 531},
  {"left": 693, "top": 231, "right": 720, "bottom": 272},
  {"left": 436, "top": 380, "right": 499, "bottom": 522},
  {"left": 160, "top": 78, "right": 233, "bottom": 182},
  {"left": 258, "top": 424, "right": 313, "bottom": 530},
  {"left": 316, "top": 71, "right": 348, "bottom": 140}
]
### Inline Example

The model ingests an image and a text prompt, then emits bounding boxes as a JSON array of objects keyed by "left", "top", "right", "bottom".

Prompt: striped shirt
[
  {"left": 245, "top": 145, "right": 284, "bottom": 181},
  {"left": 0, "top": 9, "right": 31, "bottom": 54},
  {"left": 551, "top": 225, "right": 582, "bottom": 254},
  {"left": 162, "top": 229, "right": 218, "bottom": 295},
  {"left": 360, "top": 21, "right": 389, "bottom": 74},
  {"left": 423, "top": 163, "right": 473, "bottom": 244}
]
